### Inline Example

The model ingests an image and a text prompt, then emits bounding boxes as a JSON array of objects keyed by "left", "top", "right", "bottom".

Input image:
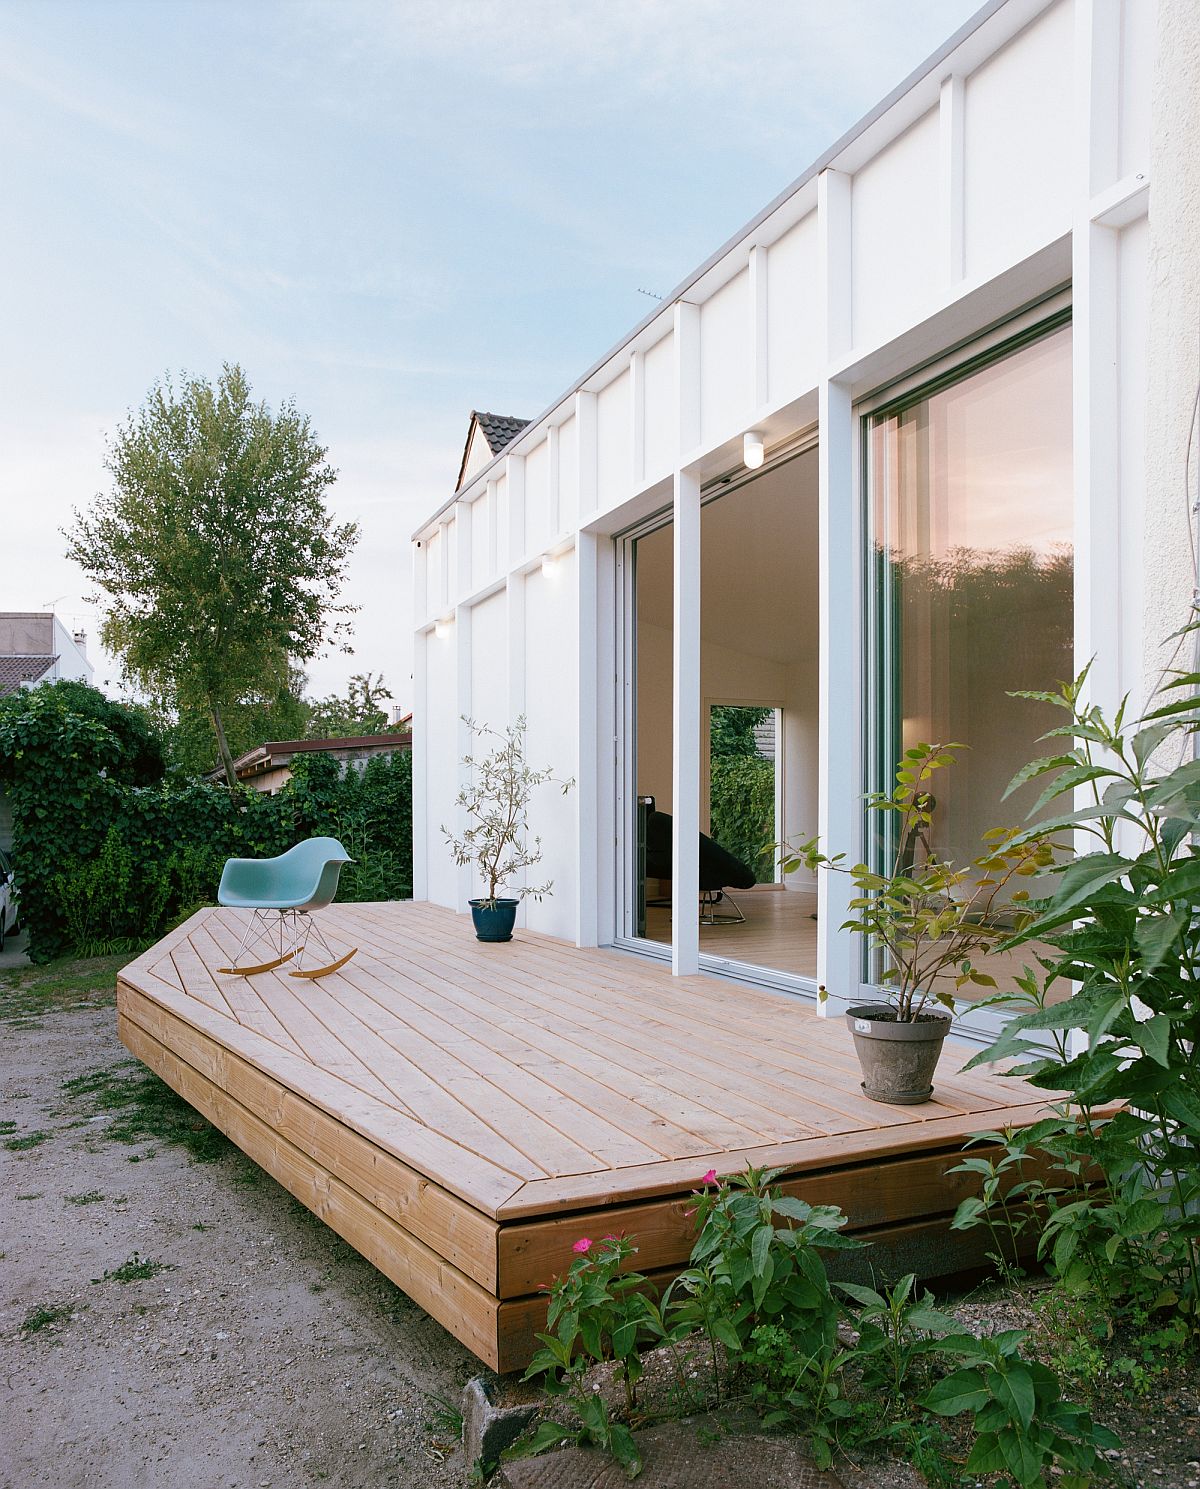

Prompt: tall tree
[{"left": 66, "top": 364, "right": 358, "bottom": 786}]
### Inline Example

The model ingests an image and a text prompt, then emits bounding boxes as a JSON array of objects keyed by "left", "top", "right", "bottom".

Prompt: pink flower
[
  {"left": 603, "top": 1234, "right": 619, "bottom": 1243},
  {"left": 701, "top": 1169, "right": 718, "bottom": 1186},
  {"left": 572, "top": 1237, "right": 593, "bottom": 1255}
]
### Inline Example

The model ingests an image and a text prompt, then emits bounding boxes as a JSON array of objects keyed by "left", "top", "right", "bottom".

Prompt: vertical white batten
[
  {"left": 817, "top": 167, "right": 857, "bottom": 1011},
  {"left": 547, "top": 423, "right": 561, "bottom": 540},
  {"left": 672, "top": 299, "right": 702, "bottom": 975},
  {"left": 576, "top": 529, "right": 600, "bottom": 947},
  {"left": 411, "top": 612, "right": 428, "bottom": 902},
  {"left": 1073, "top": 0, "right": 1124, "bottom": 723}
]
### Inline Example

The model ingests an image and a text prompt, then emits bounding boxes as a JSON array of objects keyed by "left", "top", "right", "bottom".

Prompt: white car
[{"left": 0, "top": 849, "right": 18, "bottom": 951}]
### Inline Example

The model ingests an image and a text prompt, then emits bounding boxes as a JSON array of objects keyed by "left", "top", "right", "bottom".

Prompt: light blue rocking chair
[{"left": 216, "top": 836, "right": 357, "bottom": 978}]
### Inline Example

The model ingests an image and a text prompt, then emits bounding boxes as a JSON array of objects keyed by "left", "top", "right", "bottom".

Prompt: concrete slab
[{"left": 499, "top": 1419, "right": 843, "bottom": 1488}]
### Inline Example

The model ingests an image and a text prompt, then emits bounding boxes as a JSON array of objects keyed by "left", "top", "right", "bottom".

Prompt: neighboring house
[
  {"left": 208, "top": 733, "right": 412, "bottom": 794},
  {"left": 0, "top": 613, "right": 95, "bottom": 851},
  {"left": 0, "top": 613, "right": 93, "bottom": 697},
  {"left": 412, "top": 0, "right": 1196, "bottom": 1047},
  {"left": 455, "top": 411, "right": 529, "bottom": 493}
]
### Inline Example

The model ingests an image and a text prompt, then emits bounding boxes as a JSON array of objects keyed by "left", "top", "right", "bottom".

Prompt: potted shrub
[
  {"left": 442, "top": 715, "right": 573, "bottom": 943},
  {"left": 782, "top": 743, "right": 1052, "bottom": 1104}
]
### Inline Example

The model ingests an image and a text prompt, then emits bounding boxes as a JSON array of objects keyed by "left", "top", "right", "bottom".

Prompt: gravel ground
[{"left": 0, "top": 986, "right": 477, "bottom": 1489}]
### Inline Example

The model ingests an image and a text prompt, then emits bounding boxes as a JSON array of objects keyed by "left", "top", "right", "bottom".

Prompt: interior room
[{"left": 631, "top": 446, "right": 821, "bottom": 980}]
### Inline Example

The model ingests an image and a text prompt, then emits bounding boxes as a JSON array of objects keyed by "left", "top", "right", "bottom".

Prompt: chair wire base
[
  {"left": 217, "top": 908, "right": 357, "bottom": 978},
  {"left": 699, "top": 889, "right": 746, "bottom": 926}
]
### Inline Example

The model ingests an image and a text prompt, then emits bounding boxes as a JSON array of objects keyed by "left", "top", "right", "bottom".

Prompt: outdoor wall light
[
  {"left": 743, "top": 431, "right": 765, "bottom": 469},
  {"left": 541, "top": 552, "right": 558, "bottom": 578},
  {"left": 434, "top": 615, "right": 453, "bottom": 639}
]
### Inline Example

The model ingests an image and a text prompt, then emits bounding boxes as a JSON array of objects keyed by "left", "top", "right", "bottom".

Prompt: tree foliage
[
  {"left": 308, "top": 671, "right": 394, "bottom": 738},
  {"left": 65, "top": 363, "right": 358, "bottom": 786}
]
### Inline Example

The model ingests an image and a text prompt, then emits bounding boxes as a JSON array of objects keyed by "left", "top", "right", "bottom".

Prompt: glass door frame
[
  {"left": 858, "top": 291, "right": 1073, "bottom": 1048},
  {"left": 611, "top": 431, "right": 824, "bottom": 1001}
]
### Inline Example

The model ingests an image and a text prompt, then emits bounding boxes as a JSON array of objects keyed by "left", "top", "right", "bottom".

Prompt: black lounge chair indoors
[{"left": 642, "top": 805, "right": 758, "bottom": 925}]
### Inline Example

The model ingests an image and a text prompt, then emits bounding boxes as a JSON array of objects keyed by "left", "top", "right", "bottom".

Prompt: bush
[
  {"left": 710, "top": 754, "right": 775, "bottom": 882},
  {"left": 0, "top": 684, "right": 413, "bottom": 960}
]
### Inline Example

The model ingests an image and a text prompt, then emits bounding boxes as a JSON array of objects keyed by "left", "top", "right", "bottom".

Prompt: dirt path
[{"left": 0, "top": 994, "right": 478, "bottom": 1489}]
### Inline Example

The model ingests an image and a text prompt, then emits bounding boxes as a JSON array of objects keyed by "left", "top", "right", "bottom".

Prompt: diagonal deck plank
[{"left": 116, "top": 901, "right": 1061, "bottom": 1372}]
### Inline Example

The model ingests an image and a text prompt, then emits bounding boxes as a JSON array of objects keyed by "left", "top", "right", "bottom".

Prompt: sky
[{"left": 0, "top": 0, "right": 982, "bottom": 714}]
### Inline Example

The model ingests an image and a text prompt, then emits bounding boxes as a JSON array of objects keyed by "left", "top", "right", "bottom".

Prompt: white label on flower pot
[{"left": 854, "top": 1018, "right": 873, "bottom": 1032}]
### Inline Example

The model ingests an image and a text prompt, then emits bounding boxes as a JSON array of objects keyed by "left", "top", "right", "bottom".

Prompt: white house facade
[{"left": 412, "top": 0, "right": 1197, "bottom": 1039}]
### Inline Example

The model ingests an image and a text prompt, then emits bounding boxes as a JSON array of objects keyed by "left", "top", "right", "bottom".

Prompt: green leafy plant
[
  {"left": 925, "top": 1328, "right": 1119, "bottom": 1487},
  {"left": 963, "top": 659, "right": 1200, "bottom": 1332},
  {"left": 521, "top": 1235, "right": 653, "bottom": 1478},
  {"left": 836, "top": 1273, "right": 957, "bottom": 1403},
  {"left": 782, "top": 743, "right": 1053, "bottom": 1020}
]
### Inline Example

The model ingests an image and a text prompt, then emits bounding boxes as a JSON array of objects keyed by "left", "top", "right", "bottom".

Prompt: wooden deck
[{"left": 116, "top": 901, "right": 1054, "bottom": 1372}]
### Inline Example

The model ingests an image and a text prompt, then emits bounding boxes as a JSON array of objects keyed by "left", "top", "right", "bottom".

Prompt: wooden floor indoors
[{"left": 116, "top": 901, "right": 1056, "bottom": 1372}]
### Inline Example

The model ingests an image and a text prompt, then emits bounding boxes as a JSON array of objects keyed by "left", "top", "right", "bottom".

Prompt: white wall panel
[
  {"left": 765, "top": 214, "right": 820, "bottom": 403},
  {"left": 557, "top": 415, "right": 579, "bottom": 531},
  {"left": 523, "top": 440, "right": 551, "bottom": 557},
  {"left": 470, "top": 490, "right": 490, "bottom": 591},
  {"left": 424, "top": 625, "right": 460, "bottom": 908},
  {"left": 425, "top": 527, "right": 443, "bottom": 614},
  {"left": 851, "top": 108, "right": 940, "bottom": 348},
  {"left": 642, "top": 332, "right": 677, "bottom": 482},
  {"left": 596, "top": 370, "right": 632, "bottom": 511},
  {"left": 1118, "top": 0, "right": 1155, "bottom": 178},
  {"left": 522, "top": 556, "right": 578, "bottom": 937},
  {"left": 495, "top": 475, "right": 508, "bottom": 568},
  {"left": 700, "top": 267, "right": 751, "bottom": 446},
  {"left": 963, "top": 0, "right": 1074, "bottom": 279}
]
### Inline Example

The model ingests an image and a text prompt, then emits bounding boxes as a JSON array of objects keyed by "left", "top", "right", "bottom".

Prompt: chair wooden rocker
[{"left": 216, "top": 836, "right": 358, "bottom": 978}]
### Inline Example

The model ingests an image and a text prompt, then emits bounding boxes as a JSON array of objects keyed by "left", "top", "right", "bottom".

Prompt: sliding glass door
[{"left": 868, "top": 320, "right": 1073, "bottom": 998}]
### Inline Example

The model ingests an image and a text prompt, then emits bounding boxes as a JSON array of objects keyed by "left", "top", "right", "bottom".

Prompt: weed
[
  {"left": 0, "top": 1120, "right": 16, "bottom": 1134},
  {"left": 16, "top": 1193, "right": 42, "bottom": 1201},
  {"left": 424, "top": 1391, "right": 464, "bottom": 1442},
  {"left": 94, "top": 1253, "right": 174, "bottom": 1284},
  {"left": 0, "top": 953, "right": 124, "bottom": 1025},
  {"left": 60, "top": 1064, "right": 229, "bottom": 1163},
  {"left": 4, "top": 1129, "right": 51, "bottom": 1151},
  {"left": 21, "top": 1302, "right": 73, "bottom": 1334},
  {"left": 64, "top": 1190, "right": 106, "bottom": 1206}
]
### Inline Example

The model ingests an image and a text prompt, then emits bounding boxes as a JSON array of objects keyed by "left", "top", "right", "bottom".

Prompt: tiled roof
[
  {"left": 474, "top": 411, "right": 529, "bottom": 456},
  {"left": 455, "top": 410, "right": 530, "bottom": 491},
  {"left": 0, "top": 654, "right": 56, "bottom": 697}
]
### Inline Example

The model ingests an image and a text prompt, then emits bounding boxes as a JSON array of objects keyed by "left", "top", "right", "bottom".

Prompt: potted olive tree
[
  {"left": 783, "top": 743, "right": 1052, "bottom": 1104},
  {"left": 442, "top": 716, "right": 573, "bottom": 943}
]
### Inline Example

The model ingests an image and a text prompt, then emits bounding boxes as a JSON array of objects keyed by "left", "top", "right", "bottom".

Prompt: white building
[
  {"left": 0, "top": 613, "right": 94, "bottom": 696},
  {"left": 412, "top": 0, "right": 1198, "bottom": 1041}
]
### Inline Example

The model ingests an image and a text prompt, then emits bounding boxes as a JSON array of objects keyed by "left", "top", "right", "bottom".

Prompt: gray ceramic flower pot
[{"left": 845, "top": 1004, "right": 953, "bottom": 1105}]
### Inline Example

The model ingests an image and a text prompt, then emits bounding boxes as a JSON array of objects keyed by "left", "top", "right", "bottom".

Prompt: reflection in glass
[{"left": 870, "top": 325, "right": 1073, "bottom": 994}]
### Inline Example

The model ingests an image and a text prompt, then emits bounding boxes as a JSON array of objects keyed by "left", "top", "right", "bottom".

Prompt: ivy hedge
[{"left": 0, "top": 682, "right": 412, "bottom": 962}]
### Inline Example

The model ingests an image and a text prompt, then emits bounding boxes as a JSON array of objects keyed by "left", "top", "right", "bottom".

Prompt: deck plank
[{"left": 116, "top": 901, "right": 1063, "bottom": 1372}]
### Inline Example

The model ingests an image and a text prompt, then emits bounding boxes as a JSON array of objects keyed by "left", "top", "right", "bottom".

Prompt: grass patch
[
  {"left": 21, "top": 1302, "right": 73, "bottom": 1335},
  {"left": 16, "top": 1192, "right": 42, "bottom": 1201},
  {"left": 94, "top": 1252, "right": 174, "bottom": 1285},
  {"left": 60, "top": 1063, "right": 230, "bottom": 1164},
  {"left": 4, "top": 1129, "right": 51, "bottom": 1151},
  {"left": 0, "top": 1120, "right": 17, "bottom": 1134},
  {"left": 65, "top": 1190, "right": 107, "bottom": 1206},
  {"left": 0, "top": 952, "right": 126, "bottom": 1026}
]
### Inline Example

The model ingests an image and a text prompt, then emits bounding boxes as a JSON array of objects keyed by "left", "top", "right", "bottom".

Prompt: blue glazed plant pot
[{"left": 469, "top": 898, "right": 519, "bottom": 942}]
